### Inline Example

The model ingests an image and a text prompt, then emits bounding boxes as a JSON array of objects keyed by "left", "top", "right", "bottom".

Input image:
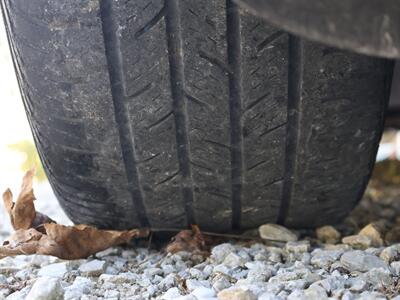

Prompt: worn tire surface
[{"left": 1, "top": 0, "right": 393, "bottom": 231}]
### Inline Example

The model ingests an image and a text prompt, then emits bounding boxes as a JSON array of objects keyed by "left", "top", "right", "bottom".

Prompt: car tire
[{"left": 1, "top": 0, "right": 393, "bottom": 231}]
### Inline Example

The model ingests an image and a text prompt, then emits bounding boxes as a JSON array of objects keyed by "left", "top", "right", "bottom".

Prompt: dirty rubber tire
[{"left": 2, "top": 0, "right": 393, "bottom": 231}]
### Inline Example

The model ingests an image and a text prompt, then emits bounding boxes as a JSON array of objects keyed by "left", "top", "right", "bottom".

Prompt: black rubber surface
[{"left": 1, "top": 0, "right": 393, "bottom": 231}]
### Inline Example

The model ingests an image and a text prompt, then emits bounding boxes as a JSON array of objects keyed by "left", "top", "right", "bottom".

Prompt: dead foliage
[
  {"left": 165, "top": 225, "right": 210, "bottom": 255},
  {"left": 0, "top": 168, "right": 149, "bottom": 259}
]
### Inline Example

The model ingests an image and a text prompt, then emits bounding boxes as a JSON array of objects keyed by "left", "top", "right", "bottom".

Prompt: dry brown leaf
[
  {"left": 2, "top": 168, "right": 54, "bottom": 230},
  {"left": 3, "top": 168, "right": 36, "bottom": 230},
  {"left": 44, "top": 223, "right": 149, "bottom": 259},
  {"left": 0, "top": 224, "right": 150, "bottom": 260},
  {"left": 0, "top": 228, "right": 60, "bottom": 259},
  {"left": 2, "top": 189, "right": 13, "bottom": 215},
  {"left": 166, "top": 225, "right": 209, "bottom": 255},
  {"left": 1, "top": 168, "right": 150, "bottom": 260}
]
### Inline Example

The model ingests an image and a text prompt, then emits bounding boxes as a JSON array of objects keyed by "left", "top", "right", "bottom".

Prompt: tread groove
[
  {"left": 127, "top": 82, "right": 153, "bottom": 99},
  {"left": 99, "top": 0, "right": 149, "bottom": 227},
  {"left": 156, "top": 170, "right": 180, "bottom": 185},
  {"left": 133, "top": 6, "right": 166, "bottom": 39},
  {"left": 147, "top": 111, "right": 173, "bottom": 130},
  {"left": 226, "top": 0, "right": 243, "bottom": 230},
  {"left": 247, "top": 159, "right": 267, "bottom": 172},
  {"left": 263, "top": 178, "right": 284, "bottom": 188},
  {"left": 277, "top": 35, "right": 303, "bottom": 225},
  {"left": 165, "top": 0, "right": 195, "bottom": 226},
  {"left": 244, "top": 92, "right": 269, "bottom": 112},
  {"left": 259, "top": 122, "right": 287, "bottom": 137},
  {"left": 185, "top": 92, "right": 214, "bottom": 110},
  {"left": 256, "top": 31, "right": 285, "bottom": 52},
  {"left": 204, "top": 139, "right": 231, "bottom": 150},
  {"left": 198, "top": 49, "right": 232, "bottom": 74}
]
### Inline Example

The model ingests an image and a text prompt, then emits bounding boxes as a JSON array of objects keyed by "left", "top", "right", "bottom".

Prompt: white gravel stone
[
  {"left": 104, "top": 265, "right": 118, "bottom": 275},
  {"left": 161, "top": 264, "right": 176, "bottom": 274},
  {"left": 357, "top": 291, "right": 386, "bottom": 300},
  {"left": 14, "top": 269, "right": 31, "bottom": 281},
  {"left": 340, "top": 250, "right": 388, "bottom": 272},
  {"left": 247, "top": 268, "right": 273, "bottom": 282},
  {"left": 285, "top": 241, "right": 310, "bottom": 253},
  {"left": 144, "top": 267, "right": 163, "bottom": 277},
  {"left": 175, "top": 295, "right": 198, "bottom": 300},
  {"left": 0, "top": 275, "right": 6, "bottom": 285},
  {"left": 310, "top": 277, "right": 343, "bottom": 293},
  {"left": 191, "top": 286, "right": 215, "bottom": 298},
  {"left": 380, "top": 244, "right": 400, "bottom": 263},
  {"left": 342, "top": 235, "right": 373, "bottom": 249},
  {"left": 78, "top": 260, "right": 106, "bottom": 276},
  {"left": 361, "top": 267, "right": 392, "bottom": 287},
  {"left": 64, "top": 276, "right": 93, "bottom": 300},
  {"left": 159, "top": 274, "right": 177, "bottom": 289},
  {"left": 364, "top": 247, "right": 382, "bottom": 256},
  {"left": 259, "top": 224, "right": 298, "bottom": 242},
  {"left": 186, "top": 279, "right": 207, "bottom": 291},
  {"left": 211, "top": 244, "right": 236, "bottom": 263},
  {"left": 265, "top": 279, "right": 285, "bottom": 291},
  {"left": 212, "top": 276, "right": 232, "bottom": 292},
  {"left": 310, "top": 249, "right": 343, "bottom": 269},
  {"left": 6, "top": 286, "right": 31, "bottom": 300},
  {"left": 391, "top": 260, "right": 400, "bottom": 276},
  {"left": 37, "top": 262, "right": 68, "bottom": 278},
  {"left": 29, "top": 255, "right": 52, "bottom": 267},
  {"left": 217, "top": 288, "right": 256, "bottom": 300},
  {"left": 258, "top": 292, "right": 281, "bottom": 300},
  {"left": 266, "top": 247, "right": 283, "bottom": 263},
  {"left": 161, "top": 287, "right": 182, "bottom": 299},
  {"left": 304, "top": 285, "right": 328, "bottom": 300},
  {"left": 189, "top": 267, "right": 205, "bottom": 279},
  {"left": 95, "top": 248, "right": 120, "bottom": 258},
  {"left": 347, "top": 277, "right": 367, "bottom": 292},
  {"left": 104, "top": 289, "right": 119, "bottom": 298},
  {"left": 26, "top": 277, "right": 63, "bottom": 300},
  {"left": 287, "top": 289, "right": 304, "bottom": 300},
  {"left": 213, "top": 264, "right": 232, "bottom": 276},
  {"left": 101, "top": 271, "right": 139, "bottom": 284},
  {"left": 286, "top": 279, "right": 307, "bottom": 291},
  {"left": 223, "top": 253, "right": 248, "bottom": 268},
  {"left": 342, "top": 290, "right": 355, "bottom": 300}
]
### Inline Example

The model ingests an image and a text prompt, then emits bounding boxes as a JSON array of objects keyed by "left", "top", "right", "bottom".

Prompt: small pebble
[
  {"left": 78, "top": 260, "right": 106, "bottom": 276},
  {"left": 37, "top": 262, "right": 68, "bottom": 278},
  {"left": 26, "top": 277, "right": 63, "bottom": 300},
  {"left": 342, "top": 235, "right": 372, "bottom": 249},
  {"left": 340, "top": 250, "right": 388, "bottom": 272},
  {"left": 316, "top": 226, "right": 341, "bottom": 244},
  {"left": 358, "top": 224, "right": 384, "bottom": 247},
  {"left": 218, "top": 288, "right": 257, "bottom": 300},
  {"left": 258, "top": 224, "right": 298, "bottom": 242},
  {"left": 191, "top": 286, "right": 215, "bottom": 298},
  {"left": 161, "top": 287, "right": 182, "bottom": 299},
  {"left": 380, "top": 244, "right": 400, "bottom": 263}
]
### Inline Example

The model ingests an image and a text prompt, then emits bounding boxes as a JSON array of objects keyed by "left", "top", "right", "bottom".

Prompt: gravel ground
[{"left": 1, "top": 163, "right": 400, "bottom": 300}]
